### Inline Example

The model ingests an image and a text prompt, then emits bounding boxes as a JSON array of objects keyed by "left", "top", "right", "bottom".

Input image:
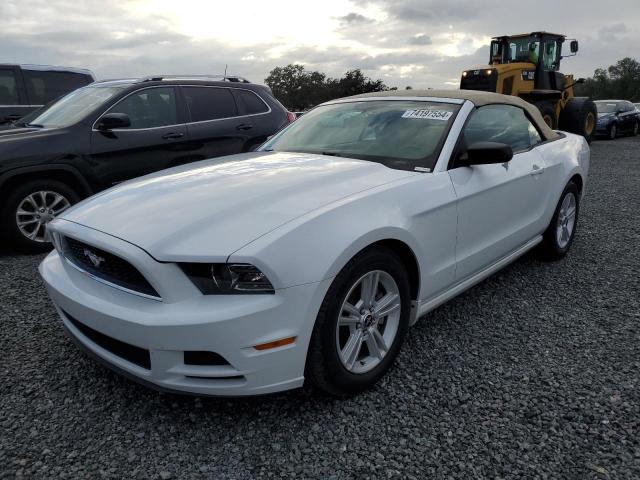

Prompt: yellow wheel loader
[{"left": 460, "top": 32, "right": 596, "bottom": 143}]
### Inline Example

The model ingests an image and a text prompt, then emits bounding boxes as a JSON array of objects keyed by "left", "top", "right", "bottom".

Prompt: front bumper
[{"left": 39, "top": 224, "right": 332, "bottom": 396}]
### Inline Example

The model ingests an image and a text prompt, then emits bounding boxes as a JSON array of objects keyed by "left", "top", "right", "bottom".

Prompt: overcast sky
[{"left": 2, "top": 0, "right": 639, "bottom": 89}]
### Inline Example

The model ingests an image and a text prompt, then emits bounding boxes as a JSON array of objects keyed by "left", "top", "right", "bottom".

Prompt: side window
[
  {"left": 107, "top": 87, "right": 177, "bottom": 129},
  {"left": 183, "top": 87, "right": 237, "bottom": 122},
  {"left": 543, "top": 41, "right": 558, "bottom": 70},
  {"left": 463, "top": 105, "right": 542, "bottom": 153},
  {"left": 23, "top": 70, "right": 90, "bottom": 104},
  {"left": 0, "top": 69, "right": 20, "bottom": 105},
  {"left": 233, "top": 89, "right": 269, "bottom": 115}
]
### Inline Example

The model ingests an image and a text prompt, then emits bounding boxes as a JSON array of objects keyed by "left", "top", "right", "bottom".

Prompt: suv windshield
[
  {"left": 18, "top": 85, "right": 125, "bottom": 128},
  {"left": 595, "top": 102, "right": 618, "bottom": 114},
  {"left": 261, "top": 100, "right": 460, "bottom": 171}
]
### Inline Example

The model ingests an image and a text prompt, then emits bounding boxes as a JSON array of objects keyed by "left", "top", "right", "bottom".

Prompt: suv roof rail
[{"left": 138, "top": 75, "right": 252, "bottom": 84}]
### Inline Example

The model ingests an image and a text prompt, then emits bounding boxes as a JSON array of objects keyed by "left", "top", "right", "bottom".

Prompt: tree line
[
  {"left": 265, "top": 64, "right": 411, "bottom": 111},
  {"left": 575, "top": 57, "right": 640, "bottom": 101},
  {"left": 265, "top": 57, "right": 640, "bottom": 111}
]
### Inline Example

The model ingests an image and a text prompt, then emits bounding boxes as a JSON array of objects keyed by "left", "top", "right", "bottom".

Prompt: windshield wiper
[
  {"left": 320, "top": 151, "right": 343, "bottom": 157},
  {"left": 24, "top": 123, "right": 44, "bottom": 128}
]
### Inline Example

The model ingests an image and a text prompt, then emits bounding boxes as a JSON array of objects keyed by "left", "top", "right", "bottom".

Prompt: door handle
[
  {"left": 236, "top": 123, "right": 253, "bottom": 131},
  {"left": 530, "top": 164, "right": 544, "bottom": 176},
  {"left": 162, "top": 132, "right": 184, "bottom": 139}
]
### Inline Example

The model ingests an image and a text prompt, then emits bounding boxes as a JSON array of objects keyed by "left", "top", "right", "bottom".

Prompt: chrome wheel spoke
[
  {"left": 342, "top": 301, "right": 360, "bottom": 318},
  {"left": 341, "top": 331, "right": 363, "bottom": 370},
  {"left": 366, "top": 328, "right": 388, "bottom": 360},
  {"left": 361, "top": 271, "right": 379, "bottom": 307},
  {"left": 17, "top": 218, "right": 39, "bottom": 226},
  {"left": 339, "top": 315, "right": 360, "bottom": 326},
  {"left": 373, "top": 292, "right": 400, "bottom": 318}
]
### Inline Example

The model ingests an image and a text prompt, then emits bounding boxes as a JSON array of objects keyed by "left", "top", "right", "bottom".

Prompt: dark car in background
[
  {"left": 0, "top": 64, "right": 95, "bottom": 125},
  {"left": 0, "top": 75, "right": 295, "bottom": 252},
  {"left": 595, "top": 100, "right": 640, "bottom": 139}
]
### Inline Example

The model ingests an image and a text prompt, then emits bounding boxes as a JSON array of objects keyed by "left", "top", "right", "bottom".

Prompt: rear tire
[
  {"left": 537, "top": 182, "right": 580, "bottom": 261},
  {"left": 0, "top": 179, "right": 80, "bottom": 253},
  {"left": 559, "top": 97, "right": 597, "bottom": 144},
  {"left": 534, "top": 101, "right": 558, "bottom": 129},
  {"left": 305, "top": 247, "right": 411, "bottom": 395}
]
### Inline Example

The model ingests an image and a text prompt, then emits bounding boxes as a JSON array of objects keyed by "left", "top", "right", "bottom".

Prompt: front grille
[
  {"left": 461, "top": 71, "right": 498, "bottom": 92},
  {"left": 63, "top": 310, "right": 151, "bottom": 370},
  {"left": 63, "top": 236, "right": 160, "bottom": 298}
]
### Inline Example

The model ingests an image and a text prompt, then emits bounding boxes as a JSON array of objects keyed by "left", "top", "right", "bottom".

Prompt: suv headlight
[{"left": 180, "top": 263, "right": 275, "bottom": 294}]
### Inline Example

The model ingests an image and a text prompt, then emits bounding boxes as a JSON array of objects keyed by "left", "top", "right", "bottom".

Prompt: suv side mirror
[
  {"left": 457, "top": 142, "right": 514, "bottom": 167},
  {"left": 570, "top": 40, "right": 579, "bottom": 53},
  {"left": 96, "top": 113, "right": 131, "bottom": 130}
]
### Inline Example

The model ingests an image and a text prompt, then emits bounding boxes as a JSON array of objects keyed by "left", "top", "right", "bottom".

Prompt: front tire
[
  {"left": 559, "top": 97, "right": 597, "bottom": 144},
  {"left": 608, "top": 123, "right": 618, "bottom": 140},
  {"left": 1, "top": 179, "right": 79, "bottom": 253},
  {"left": 305, "top": 247, "right": 411, "bottom": 395},
  {"left": 537, "top": 182, "right": 580, "bottom": 261},
  {"left": 534, "top": 101, "right": 558, "bottom": 129}
]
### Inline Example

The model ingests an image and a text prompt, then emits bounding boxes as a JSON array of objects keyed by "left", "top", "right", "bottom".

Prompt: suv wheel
[
  {"left": 305, "top": 247, "right": 410, "bottom": 395},
  {"left": 1, "top": 179, "right": 79, "bottom": 253}
]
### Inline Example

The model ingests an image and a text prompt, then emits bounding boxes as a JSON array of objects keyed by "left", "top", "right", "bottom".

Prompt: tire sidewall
[
  {"left": 311, "top": 248, "right": 411, "bottom": 394},
  {"left": 609, "top": 123, "right": 617, "bottom": 140},
  {"left": 1, "top": 180, "right": 80, "bottom": 252}
]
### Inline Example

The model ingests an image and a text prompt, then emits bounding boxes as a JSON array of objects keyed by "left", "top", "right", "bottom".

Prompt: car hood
[{"left": 60, "top": 151, "right": 414, "bottom": 260}]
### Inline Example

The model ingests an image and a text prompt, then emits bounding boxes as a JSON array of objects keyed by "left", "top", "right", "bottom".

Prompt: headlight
[{"left": 180, "top": 263, "right": 275, "bottom": 294}]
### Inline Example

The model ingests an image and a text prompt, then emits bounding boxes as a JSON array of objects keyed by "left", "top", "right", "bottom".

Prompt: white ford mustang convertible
[{"left": 40, "top": 90, "right": 589, "bottom": 396}]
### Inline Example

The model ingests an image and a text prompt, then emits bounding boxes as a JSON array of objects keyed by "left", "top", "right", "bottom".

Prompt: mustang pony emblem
[{"left": 83, "top": 248, "right": 105, "bottom": 268}]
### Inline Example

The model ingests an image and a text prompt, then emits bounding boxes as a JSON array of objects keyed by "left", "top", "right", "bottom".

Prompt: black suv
[
  {"left": 0, "top": 75, "right": 294, "bottom": 252},
  {"left": 0, "top": 64, "right": 95, "bottom": 124}
]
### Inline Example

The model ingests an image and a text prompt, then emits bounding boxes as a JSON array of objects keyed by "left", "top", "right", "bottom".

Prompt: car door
[
  {"left": 89, "top": 86, "right": 190, "bottom": 187},
  {"left": 181, "top": 86, "right": 250, "bottom": 161},
  {"left": 448, "top": 104, "right": 550, "bottom": 280},
  {"left": 622, "top": 102, "right": 637, "bottom": 132},
  {"left": 0, "top": 66, "right": 32, "bottom": 123}
]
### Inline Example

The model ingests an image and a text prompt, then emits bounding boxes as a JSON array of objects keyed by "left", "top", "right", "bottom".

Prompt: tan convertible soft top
[{"left": 346, "top": 89, "right": 560, "bottom": 140}]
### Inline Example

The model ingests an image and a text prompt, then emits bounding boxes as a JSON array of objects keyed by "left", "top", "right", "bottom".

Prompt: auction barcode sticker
[{"left": 401, "top": 109, "right": 453, "bottom": 121}]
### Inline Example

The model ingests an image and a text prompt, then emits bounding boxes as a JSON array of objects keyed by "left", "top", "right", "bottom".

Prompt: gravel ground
[{"left": 1, "top": 137, "right": 639, "bottom": 479}]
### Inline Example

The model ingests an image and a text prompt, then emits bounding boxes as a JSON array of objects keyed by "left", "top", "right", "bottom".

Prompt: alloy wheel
[
  {"left": 610, "top": 124, "right": 617, "bottom": 139},
  {"left": 556, "top": 192, "right": 577, "bottom": 249},
  {"left": 15, "top": 191, "right": 71, "bottom": 242},
  {"left": 336, "top": 270, "right": 402, "bottom": 374}
]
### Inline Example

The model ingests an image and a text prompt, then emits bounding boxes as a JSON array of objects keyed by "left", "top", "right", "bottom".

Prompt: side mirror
[
  {"left": 570, "top": 40, "right": 579, "bottom": 53},
  {"left": 96, "top": 113, "right": 131, "bottom": 130},
  {"left": 457, "top": 142, "right": 514, "bottom": 167}
]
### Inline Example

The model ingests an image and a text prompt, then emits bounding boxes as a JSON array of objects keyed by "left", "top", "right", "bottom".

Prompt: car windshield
[
  {"left": 261, "top": 100, "right": 460, "bottom": 171},
  {"left": 18, "top": 85, "right": 125, "bottom": 128},
  {"left": 596, "top": 102, "right": 618, "bottom": 114}
]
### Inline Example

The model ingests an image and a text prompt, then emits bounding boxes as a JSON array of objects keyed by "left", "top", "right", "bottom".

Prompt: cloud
[
  {"left": 336, "top": 12, "right": 374, "bottom": 25},
  {"left": 408, "top": 34, "right": 432, "bottom": 46}
]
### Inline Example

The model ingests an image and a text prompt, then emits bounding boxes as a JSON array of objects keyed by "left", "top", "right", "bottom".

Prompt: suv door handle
[
  {"left": 162, "top": 132, "right": 184, "bottom": 139},
  {"left": 530, "top": 164, "right": 544, "bottom": 176},
  {"left": 236, "top": 123, "right": 253, "bottom": 131}
]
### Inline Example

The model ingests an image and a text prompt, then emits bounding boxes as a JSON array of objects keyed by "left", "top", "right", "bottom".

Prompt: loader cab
[{"left": 489, "top": 32, "right": 575, "bottom": 91}]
